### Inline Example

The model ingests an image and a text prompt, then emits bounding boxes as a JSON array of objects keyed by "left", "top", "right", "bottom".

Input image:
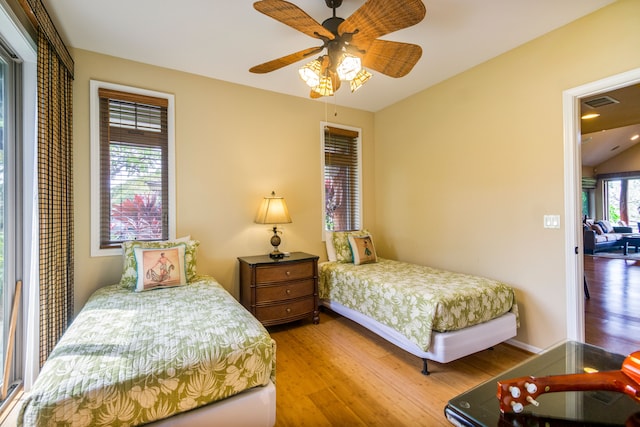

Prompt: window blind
[
  {"left": 324, "top": 126, "right": 360, "bottom": 231},
  {"left": 98, "top": 89, "right": 169, "bottom": 248}
]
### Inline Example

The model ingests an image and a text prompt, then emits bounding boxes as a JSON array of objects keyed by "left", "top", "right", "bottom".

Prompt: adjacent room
[{"left": 1, "top": 0, "right": 639, "bottom": 425}]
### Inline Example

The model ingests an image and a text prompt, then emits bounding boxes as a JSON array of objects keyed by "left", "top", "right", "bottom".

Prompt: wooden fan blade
[
  {"left": 250, "top": 46, "right": 324, "bottom": 73},
  {"left": 254, "top": 0, "right": 335, "bottom": 40},
  {"left": 362, "top": 39, "right": 422, "bottom": 78},
  {"left": 339, "top": 0, "right": 426, "bottom": 44}
]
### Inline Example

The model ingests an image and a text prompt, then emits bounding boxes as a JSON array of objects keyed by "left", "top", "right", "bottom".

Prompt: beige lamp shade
[{"left": 255, "top": 191, "right": 292, "bottom": 225}]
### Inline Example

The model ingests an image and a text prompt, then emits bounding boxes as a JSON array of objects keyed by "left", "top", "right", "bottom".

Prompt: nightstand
[{"left": 238, "top": 252, "right": 319, "bottom": 326}]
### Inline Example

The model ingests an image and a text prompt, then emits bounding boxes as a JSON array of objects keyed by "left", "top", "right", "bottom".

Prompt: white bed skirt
[
  {"left": 148, "top": 381, "right": 276, "bottom": 427},
  {"left": 321, "top": 299, "right": 517, "bottom": 364}
]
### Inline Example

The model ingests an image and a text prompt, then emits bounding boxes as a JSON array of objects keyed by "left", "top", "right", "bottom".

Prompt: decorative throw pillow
[
  {"left": 597, "top": 220, "right": 610, "bottom": 233},
  {"left": 120, "top": 237, "right": 199, "bottom": 289},
  {"left": 591, "top": 223, "right": 604, "bottom": 235},
  {"left": 348, "top": 234, "right": 377, "bottom": 265},
  {"left": 332, "top": 229, "right": 370, "bottom": 263},
  {"left": 133, "top": 244, "right": 187, "bottom": 291}
]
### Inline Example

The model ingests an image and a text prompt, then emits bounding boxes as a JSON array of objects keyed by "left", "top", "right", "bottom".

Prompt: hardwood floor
[
  {"left": 267, "top": 310, "right": 531, "bottom": 427},
  {"left": 584, "top": 255, "right": 640, "bottom": 356}
]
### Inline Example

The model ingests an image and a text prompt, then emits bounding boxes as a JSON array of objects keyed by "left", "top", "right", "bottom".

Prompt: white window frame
[
  {"left": 90, "top": 80, "right": 176, "bottom": 257},
  {"left": 0, "top": 0, "right": 37, "bottom": 393},
  {"left": 320, "top": 121, "right": 362, "bottom": 239}
]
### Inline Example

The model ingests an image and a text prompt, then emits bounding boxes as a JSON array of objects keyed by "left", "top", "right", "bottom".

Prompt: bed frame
[
  {"left": 149, "top": 381, "right": 276, "bottom": 427},
  {"left": 321, "top": 299, "right": 518, "bottom": 375}
]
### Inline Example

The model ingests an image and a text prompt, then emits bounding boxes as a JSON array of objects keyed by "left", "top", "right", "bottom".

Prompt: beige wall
[
  {"left": 73, "top": 0, "right": 639, "bottom": 352},
  {"left": 373, "top": 0, "right": 640, "bottom": 351},
  {"left": 596, "top": 143, "right": 640, "bottom": 175},
  {"left": 72, "top": 50, "right": 375, "bottom": 311}
]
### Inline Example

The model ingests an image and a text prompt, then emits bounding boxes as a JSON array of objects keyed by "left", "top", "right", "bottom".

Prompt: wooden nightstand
[{"left": 238, "top": 252, "right": 319, "bottom": 326}]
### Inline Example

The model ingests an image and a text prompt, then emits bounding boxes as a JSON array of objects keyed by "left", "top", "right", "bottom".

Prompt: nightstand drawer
[
  {"left": 256, "top": 279, "right": 314, "bottom": 302},
  {"left": 255, "top": 297, "right": 315, "bottom": 323},
  {"left": 255, "top": 261, "right": 314, "bottom": 283}
]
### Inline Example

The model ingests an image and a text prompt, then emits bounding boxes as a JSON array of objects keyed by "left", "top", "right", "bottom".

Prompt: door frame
[{"left": 563, "top": 67, "right": 640, "bottom": 342}]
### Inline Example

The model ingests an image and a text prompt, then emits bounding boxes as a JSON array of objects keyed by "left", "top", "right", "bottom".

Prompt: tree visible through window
[
  {"left": 604, "top": 177, "right": 640, "bottom": 231},
  {"left": 322, "top": 124, "right": 361, "bottom": 231}
]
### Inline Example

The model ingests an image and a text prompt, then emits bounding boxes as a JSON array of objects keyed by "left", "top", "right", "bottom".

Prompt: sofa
[{"left": 583, "top": 218, "right": 633, "bottom": 254}]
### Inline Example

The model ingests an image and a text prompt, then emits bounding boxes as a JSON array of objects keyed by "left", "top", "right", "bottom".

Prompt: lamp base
[
  {"left": 269, "top": 250, "right": 285, "bottom": 260},
  {"left": 269, "top": 227, "right": 285, "bottom": 259}
]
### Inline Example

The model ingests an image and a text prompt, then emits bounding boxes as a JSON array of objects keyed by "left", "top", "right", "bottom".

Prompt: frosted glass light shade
[
  {"left": 299, "top": 59, "right": 322, "bottom": 88},
  {"left": 337, "top": 54, "right": 362, "bottom": 81},
  {"left": 350, "top": 69, "right": 372, "bottom": 92}
]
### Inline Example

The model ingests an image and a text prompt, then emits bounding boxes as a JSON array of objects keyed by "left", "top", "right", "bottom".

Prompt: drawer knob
[
  {"left": 285, "top": 271, "right": 291, "bottom": 276},
  {"left": 286, "top": 289, "right": 291, "bottom": 295},
  {"left": 286, "top": 308, "right": 291, "bottom": 313}
]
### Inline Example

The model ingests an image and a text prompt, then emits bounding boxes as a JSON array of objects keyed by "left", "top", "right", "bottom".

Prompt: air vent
[{"left": 583, "top": 95, "right": 620, "bottom": 109}]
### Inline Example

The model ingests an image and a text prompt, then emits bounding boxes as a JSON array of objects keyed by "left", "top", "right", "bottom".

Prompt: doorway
[{"left": 563, "top": 68, "right": 640, "bottom": 344}]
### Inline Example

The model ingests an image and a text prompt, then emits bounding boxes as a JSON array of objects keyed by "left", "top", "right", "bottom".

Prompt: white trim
[
  {"left": 563, "top": 68, "right": 640, "bottom": 342},
  {"left": 0, "top": 0, "right": 38, "bottom": 391},
  {"left": 0, "top": 0, "right": 37, "bottom": 60},
  {"left": 319, "top": 121, "right": 363, "bottom": 240},
  {"left": 89, "top": 80, "right": 176, "bottom": 257}
]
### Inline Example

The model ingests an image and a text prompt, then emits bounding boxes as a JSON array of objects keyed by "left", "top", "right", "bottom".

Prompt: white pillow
[
  {"left": 134, "top": 244, "right": 187, "bottom": 292},
  {"left": 325, "top": 231, "right": 337, "bottom": 262}
]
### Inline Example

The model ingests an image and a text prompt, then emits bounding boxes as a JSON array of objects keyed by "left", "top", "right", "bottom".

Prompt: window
[
  {"left": 602, "top": 175, "right": 640, "bottom": 232},
  {"left": 91, "top": 81, "right": 175, "bottom": 256},
  {"left": 321, "top": 122, "right": 362, "bottom": 232},
  {"left": 0, "top": 1, "right": 37, "bottom": 400}
]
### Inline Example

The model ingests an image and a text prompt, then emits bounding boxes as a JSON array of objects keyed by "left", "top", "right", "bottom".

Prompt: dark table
[
  {"left": 445, "top": 341, "right": 640, "bottom": 426},
  {"left": 624, "top": 234, "right": 640, "bottom": 255}
]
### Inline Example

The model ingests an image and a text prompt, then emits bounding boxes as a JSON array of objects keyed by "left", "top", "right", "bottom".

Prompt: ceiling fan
[{"left": 249, "top": 0, "right": 426, "bottom": 98}]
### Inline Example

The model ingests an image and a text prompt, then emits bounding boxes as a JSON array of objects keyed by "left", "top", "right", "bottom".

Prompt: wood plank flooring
[
  {"left": 584, "top": 255, "right": 640, "bottom": 356},
  {"left": 267, "top": 310, "right": 531, "bottom": 427}
]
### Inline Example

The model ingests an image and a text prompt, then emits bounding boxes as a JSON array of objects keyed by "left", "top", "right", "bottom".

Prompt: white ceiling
[{"left": 42, "top": 0, "right": 615, "bottom": 112}]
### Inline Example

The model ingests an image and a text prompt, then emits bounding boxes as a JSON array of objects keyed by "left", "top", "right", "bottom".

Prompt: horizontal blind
[
  {"left": 99, "top": 90, "right": 169, "bottom": 247},
  {"left": 324, "top": 126, "right": 360, "bottom": 231},
  {"left": 582, "top": 177, "right": 597, "bottom": 189}
]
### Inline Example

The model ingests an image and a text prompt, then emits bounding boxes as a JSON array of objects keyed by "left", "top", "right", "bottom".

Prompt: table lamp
[{"left": 255, "top": 191, "right": 292, "bottom": 259}]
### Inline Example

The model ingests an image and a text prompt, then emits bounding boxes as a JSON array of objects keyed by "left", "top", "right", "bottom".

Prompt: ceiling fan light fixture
[
  {"left": 349, "top": 69, "right": 372, "bottom": 92},
  {"left": 336, "top": 54, "right": 362, "bottom": 81},
  {"left": 299, "top": 59, "right": 322, "bottom": 87},
  {"left": 311, "top": 74, "right": 334, "bottom": 96}
]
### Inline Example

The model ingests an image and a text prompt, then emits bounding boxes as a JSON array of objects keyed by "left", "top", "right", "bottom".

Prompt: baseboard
[{"left": 506, "top": 338, "right": 542, "bottom": 355}]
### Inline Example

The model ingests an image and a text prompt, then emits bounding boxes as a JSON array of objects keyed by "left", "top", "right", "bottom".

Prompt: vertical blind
[
  {"left": 324, "top": 126, "right": 360, "bottom": 231},
  {"left": 98, "top": 89, "right": 168, "bottom": 248}
]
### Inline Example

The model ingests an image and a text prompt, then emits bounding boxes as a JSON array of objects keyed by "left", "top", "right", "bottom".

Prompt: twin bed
[
  {"left": 320, "top": 230, "right": 519, "bottom": 374},
  {"left": 20, "top": 232, "right": 518, "bottom": 425},
  {"left": 18, "top": 240, "right": 276, "bottom": 427}
]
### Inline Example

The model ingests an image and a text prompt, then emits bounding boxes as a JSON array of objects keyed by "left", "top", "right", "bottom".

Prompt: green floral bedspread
[
  {"left": 319, "top": 259, "right": 518, "bottom": 352},
  {"left": 19, "top": 276, "right": 276, "bottom": 427}
]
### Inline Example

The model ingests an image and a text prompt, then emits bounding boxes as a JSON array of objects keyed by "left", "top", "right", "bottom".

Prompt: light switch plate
[{"left": 544, "top": 215, "right": 561, "bottom": 229}]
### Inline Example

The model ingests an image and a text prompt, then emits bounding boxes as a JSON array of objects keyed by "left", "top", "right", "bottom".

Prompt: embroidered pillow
[
  {"left": 120, "top": 237, "right": 199, "bottom": 289},
  {"left": 133, "top": 244, "right": 187, "bottom": 291},
  {"left": 332, "top": 229, "right": 370, "bottom": 263},
  {"left": 348, "top": 234, "right": 377, "bottom": 265},
  {"left": 590, "top": 223, "right": 604, "bottom": 235}
]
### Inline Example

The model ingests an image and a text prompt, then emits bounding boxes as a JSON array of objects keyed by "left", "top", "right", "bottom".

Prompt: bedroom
[{"left": 1, "top": 0, "right": 640, "bottom": 425}]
